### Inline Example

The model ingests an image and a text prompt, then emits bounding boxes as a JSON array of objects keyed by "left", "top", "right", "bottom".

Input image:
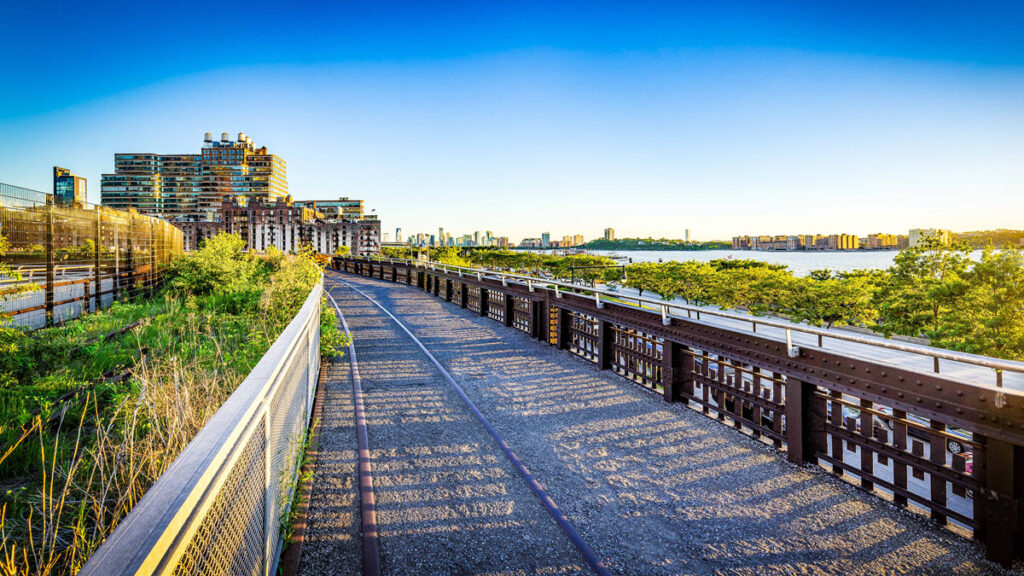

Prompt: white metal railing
[
  {"left": 353, "top": 255, "right": 1024, "bottom": 385},
  {"left": 80, "top": 280, "right": 323, "bottom": 576}
]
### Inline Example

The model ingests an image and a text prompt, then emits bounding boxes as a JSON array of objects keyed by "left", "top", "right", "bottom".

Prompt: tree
[
  {"left": 931, "top": 244, "right": 1024, "bottom": 359},
  {"left": 624, "top": 263, "right": 661, "bottom": 297},
  {"left": 665, "top": 261, "right": 716, "bottom": 305},
  {"left": 873, "top": 238, "right": 972, "bottom": 339},
  {"left": 333, "top": 246, "right": 351, "bottom": 257},
  {"left": 788, "top": 273, "right": 878, "bottom": 328}
]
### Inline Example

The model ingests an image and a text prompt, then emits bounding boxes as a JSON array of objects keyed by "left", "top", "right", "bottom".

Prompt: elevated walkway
[{"left": 298, "top": 271, "right": 1009, "bottom": 575}]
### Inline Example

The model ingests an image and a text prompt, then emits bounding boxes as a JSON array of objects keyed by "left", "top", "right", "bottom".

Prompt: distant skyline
[{"left": 2, "top": 1, "right": 1023, "bottom": 241}]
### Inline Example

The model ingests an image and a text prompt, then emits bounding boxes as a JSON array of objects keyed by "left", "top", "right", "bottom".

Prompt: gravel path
[
  {"left": 297, "top": 355, "right": 363, "bottom": 576},
  {"left": 302, "top": 280, "right": 588, "bottom": 575},
  {"left": 317, "top": 270, "right": 1016, "bottom": 576}
]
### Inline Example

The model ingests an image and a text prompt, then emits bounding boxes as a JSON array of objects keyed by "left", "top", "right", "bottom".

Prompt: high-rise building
[
  {"left": 541, "top": 232, "right": 551, "bottom": 248},
  {"left": 396, "top": 228, "right": 403, "bottom": 244},
  {"left": 685, "top": 229, "right": 690, "bottom": 243},
  {"left": 53, "top": 166, "right": 86, "bottom": 206},
  {"left": 603, "top": 227, "right": 615, "bottom": 241},
  {"left": 101, "top": 132, "right": 287, "bottom": 220}
]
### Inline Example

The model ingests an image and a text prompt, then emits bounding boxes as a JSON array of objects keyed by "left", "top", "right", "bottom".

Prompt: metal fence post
[
  {"left": 977, "top": 436, "right": 1023, "bottom": 567},
  {"left": 479, "top": 288, "right": 488, "bottom": 317},
  {"left": 44, "top": 196, "right": 54, "bottom": 327},
  {"left": 557, "top": 308, "right": 571, "bottom": 350},
  {"left": 94, "top": 209, "right": 102, "bottom": 312},
  {"left": 784, "top": 379, "right": 824, "bottom": 465},
  {"left": 662, "top": 340, "right": 685, "bottom": 403},
  {"left": 504, "top": 293, "right": 514, "bottom": 327},
  {"left": 150, "top": 220, "right": 157, "bottom": 295},
  {"left": 597, "top": 319, "right": 613, "bottom": 370}
]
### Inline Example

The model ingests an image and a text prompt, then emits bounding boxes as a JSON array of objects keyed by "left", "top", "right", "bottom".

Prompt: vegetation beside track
[{"left": 0, "top": 232, "right": 345, "bottom": 576}]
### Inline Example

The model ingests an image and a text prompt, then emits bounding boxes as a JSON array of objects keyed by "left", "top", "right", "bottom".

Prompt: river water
[{"left": 592, "top": 250, "right": 899, "bottom": 276}]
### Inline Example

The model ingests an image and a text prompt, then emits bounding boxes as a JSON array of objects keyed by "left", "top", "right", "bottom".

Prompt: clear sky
[{"left": 2, "top": 1, "right": 1023, "bottom": 242}]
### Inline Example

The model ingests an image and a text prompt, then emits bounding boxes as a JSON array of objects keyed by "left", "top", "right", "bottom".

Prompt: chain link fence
[{"left": 0, "top": 181, "right": 183, "bottom": 329}]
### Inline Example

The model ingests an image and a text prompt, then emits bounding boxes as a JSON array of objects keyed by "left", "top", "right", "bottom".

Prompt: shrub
[{"left": 167, "top": 233, "right": 264, "bottom": 297}]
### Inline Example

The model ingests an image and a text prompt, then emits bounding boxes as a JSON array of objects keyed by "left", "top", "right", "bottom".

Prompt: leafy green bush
[{"left": 167, "top": 233, "right": 264, "bottom": 297}]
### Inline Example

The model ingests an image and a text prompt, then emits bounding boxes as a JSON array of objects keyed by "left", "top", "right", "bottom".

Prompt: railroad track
[{"left": 324, "top": 280, "right": 611, "bottom": 576}]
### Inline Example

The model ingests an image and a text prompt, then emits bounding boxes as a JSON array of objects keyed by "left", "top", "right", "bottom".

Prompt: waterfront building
[
  {"left": 827, "top": 234, "right": 860, "bottom": 250},
  {"left": 865, "top": 233, "right": 906, "bottom": 250},
  {"left": 541, "top": 232, "right": 551, "bottom": 248},
  {"left": 909, "top": 228, "right": 953, "bottom": 248},
  {"left": 685, "top": 229, "right": 690, "bottom": 243},
  {"left": 604, "top": 227, "right": 615, "bottom": 241},
  {"left": 101, "top": 132, "right": 287, "bottom": 220},
  {"left": 396, "top": 227, "right": 402, "bottom": 243},
  {"left": 53, "top": 166, "right": 86, "bottom": 207}
]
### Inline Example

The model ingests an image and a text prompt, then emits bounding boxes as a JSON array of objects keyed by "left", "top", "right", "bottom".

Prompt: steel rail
[
  {"left": 336, "top": 277, "right": 613, "bottom": 576},
  {"left": 326, "top": 289, "right": 382, "bottom": 576},
  {"left": 350, "top": 255, "right": 1024, "bottom": 377}
]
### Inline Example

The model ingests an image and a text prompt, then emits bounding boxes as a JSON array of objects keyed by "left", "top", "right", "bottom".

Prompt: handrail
[
  {"left": 348, "top": 255, "right": 1024, "bottom": 378},
  {"left": 80, "top": 279, "right": 323, "bottom": 576}
]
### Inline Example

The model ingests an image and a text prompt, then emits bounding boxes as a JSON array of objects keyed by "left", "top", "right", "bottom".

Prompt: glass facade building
[
  {"left": 53, "top": 166, "right": 86, "bottom": 207},
  {"left": 100, "top": 132, "right": 288, "bottom": 220}
]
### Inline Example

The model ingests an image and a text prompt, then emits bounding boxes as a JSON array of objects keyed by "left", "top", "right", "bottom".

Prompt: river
[{"left": 531, "top": 249, "right": 984, "bottom": 276}]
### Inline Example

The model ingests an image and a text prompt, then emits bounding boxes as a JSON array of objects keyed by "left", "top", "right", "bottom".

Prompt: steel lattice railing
[{"left": 80, "top": 281, "right": 323, "bottom": 576}]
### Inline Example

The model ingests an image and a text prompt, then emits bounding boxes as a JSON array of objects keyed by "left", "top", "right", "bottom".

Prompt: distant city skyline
[{"left": 3, "top": 2, "right": 1023, "bottom": 239}]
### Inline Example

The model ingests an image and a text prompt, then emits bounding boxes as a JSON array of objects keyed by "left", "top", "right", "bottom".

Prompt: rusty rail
[{"left": 336, "top": 255, "right": 1024, "bottom": 567}]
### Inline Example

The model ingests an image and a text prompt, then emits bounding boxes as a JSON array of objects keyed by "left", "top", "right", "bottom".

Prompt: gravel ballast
[{"left": 301, "top": 280, "right": 588, "bottom": 575}]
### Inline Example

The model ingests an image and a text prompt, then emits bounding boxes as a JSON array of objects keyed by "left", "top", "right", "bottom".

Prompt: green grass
[{"left": 0, "top": 236, "right": 343, "bottom": 576}]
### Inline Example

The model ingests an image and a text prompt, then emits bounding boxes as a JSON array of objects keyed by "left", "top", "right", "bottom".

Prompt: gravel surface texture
[
  {"left": 312, "top": 270, "right": 1018, "bottom": 576},
  {"left": 297, "top": 357, "right": 364, "bottom": 576},
  {"left": 303, "top": 280, "right": 588, "bottom": 575}
]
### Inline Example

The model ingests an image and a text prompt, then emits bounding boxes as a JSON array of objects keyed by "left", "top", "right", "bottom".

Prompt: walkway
[{"left": 299, "top": 270, "right": 1010, "bottom": 576}]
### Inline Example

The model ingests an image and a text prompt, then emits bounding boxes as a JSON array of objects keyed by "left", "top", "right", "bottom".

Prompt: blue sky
[{"left": 2, "top": 1, "right": 1023, "bottom": 241}]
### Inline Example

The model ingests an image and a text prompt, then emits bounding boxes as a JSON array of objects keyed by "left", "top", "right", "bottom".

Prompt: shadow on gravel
[
  {"left": 337, "top": 273, "right": 1010, "bottom": 576},
  {"left": 325, "top": 288, "right": 588, "bottom": 575}
]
